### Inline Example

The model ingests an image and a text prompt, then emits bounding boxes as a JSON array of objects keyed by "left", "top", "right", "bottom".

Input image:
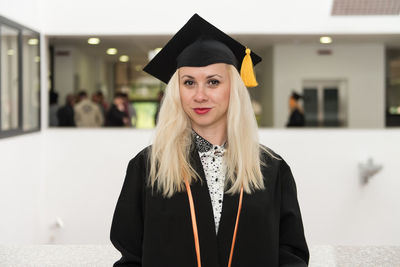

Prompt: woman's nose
[{"left": 194, "top": 86, "right": 208, "bottom": 102}]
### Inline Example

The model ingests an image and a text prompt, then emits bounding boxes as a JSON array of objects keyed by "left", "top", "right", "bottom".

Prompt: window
[
  {"left": 1, "top": 25, "right": 19, "bottom": 131},
  {"left": 303, "top": 80, "right": 347, "bottom": 127},
  {"left": 0, "top": 16, "right": 40, "bottom": 139},
  {"left": 22, "top": 30, "right": 40, "bottom": 131},
  {"left": 49, "top": 36, "right": 166, "bottom": 129},
  {"left": 386, "top": 48, "right": 400, "bottom": 127}
]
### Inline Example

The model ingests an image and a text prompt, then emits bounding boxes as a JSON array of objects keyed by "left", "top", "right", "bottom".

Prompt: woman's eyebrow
[
  {"left": 206, "top": 74, "right": 223, "bottom": 79},
  {"left": 180, "top": 74, "right": 223, "bottom": 79},
  {"left": 181, "top": 75, "right": 194, "bottom": 79}
]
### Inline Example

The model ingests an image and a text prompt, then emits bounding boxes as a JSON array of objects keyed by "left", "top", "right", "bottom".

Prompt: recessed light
[
  {"left": 28, "top": 38, "right": 39, "bottom": 45},
  {"left": 320, "top": 36, "right": 332, "bottom": 44},
  {"left": 34, "top": 56, "right": 40, "bottom": 63},
  {"left": 119, "top": 55, "right": 130, "bottom": 62},
  {"left": 7, "top": 49, "right": 14, "bottom": 56},
  {"left": 107, "top": 48, "right": 118, "bottom": 55},
  {"left": 88, "top": 38, "right": 100, "bottom": 45}
]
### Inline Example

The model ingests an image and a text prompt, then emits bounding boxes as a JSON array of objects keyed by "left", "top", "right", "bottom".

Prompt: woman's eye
[
  {"left": 184, "top": 80, "right": 195, "bottom": 86},
  {"left": 208, "top": 79, "right": 220, "bottom": 86}
]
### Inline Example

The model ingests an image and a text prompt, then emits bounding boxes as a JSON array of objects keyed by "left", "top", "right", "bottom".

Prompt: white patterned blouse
[{"left": 193, "top": 131, "right": 226, "bottom": 234}]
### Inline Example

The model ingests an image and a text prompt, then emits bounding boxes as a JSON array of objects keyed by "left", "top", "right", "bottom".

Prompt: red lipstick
[{"left": 194, "top": 108, "right": 211, "bottom": 114}]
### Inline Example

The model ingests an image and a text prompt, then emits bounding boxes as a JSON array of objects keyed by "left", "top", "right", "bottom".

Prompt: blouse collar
[{"left": 192, "top": 130, "right": 226, "bottom": 153}]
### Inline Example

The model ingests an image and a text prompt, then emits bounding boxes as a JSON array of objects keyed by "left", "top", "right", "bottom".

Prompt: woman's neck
[{"left": 192, "top": 124, "right": 227, "bottom": 146}]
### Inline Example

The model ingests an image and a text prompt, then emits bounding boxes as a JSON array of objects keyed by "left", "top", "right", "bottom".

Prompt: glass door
[{"left": 302, "top": 80, "right": 346, "bottom": 127}]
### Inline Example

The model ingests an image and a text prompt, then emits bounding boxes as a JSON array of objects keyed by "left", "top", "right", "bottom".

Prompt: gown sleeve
[
  {"left": 278, "top": 159, "right": 310, "bottom": 266},
  {"left": 110, "top": 151, "right": 147, "bottom": 267}
]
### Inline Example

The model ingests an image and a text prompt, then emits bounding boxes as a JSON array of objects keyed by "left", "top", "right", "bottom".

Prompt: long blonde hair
[{"left": 149, "top": 64, "right": 265, "bottom": 197}]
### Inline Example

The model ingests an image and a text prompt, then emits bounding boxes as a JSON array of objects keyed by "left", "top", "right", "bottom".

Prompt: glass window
[
  {"left": 49, "top": 36, "right": 167, "bottom": 129},
  {"left": 1, "top": 25, "right": 19, "bottom": 131},
  {"left": 303, "top": 80, "right": 347, "bottom": 127},
  {"left": 22, "top": 30, "right": 40, "bottom": 131},
  {"left": 386, "top": 48, "right": 400, "bottom": 127},
  {"left": 0, "top": 16, "right": 41, "bottom": 139}
]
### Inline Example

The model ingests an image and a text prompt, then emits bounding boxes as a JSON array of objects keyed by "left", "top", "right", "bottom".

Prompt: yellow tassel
[{"left": 240, "top": 48, "right": 258, "bottom": 88}]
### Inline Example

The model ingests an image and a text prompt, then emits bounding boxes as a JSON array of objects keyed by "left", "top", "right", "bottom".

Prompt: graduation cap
[
  {"left": 291, "top": 91, "right": 303, "bottom": 100},
  {"left": 143, "top": 13, "right": 262, "bottom": 88}
]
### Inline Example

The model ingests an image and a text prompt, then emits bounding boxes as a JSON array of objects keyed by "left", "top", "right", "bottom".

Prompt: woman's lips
[{"left": 193, "top": 108, "right": 211, "bottom": 114}]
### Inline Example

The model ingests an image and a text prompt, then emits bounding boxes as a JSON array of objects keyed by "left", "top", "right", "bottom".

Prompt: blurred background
[{"left": 0, "top": 0, "right": 399, "bottom": 249}]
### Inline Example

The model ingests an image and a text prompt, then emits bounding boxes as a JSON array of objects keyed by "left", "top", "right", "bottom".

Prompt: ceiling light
[
  {"left": 88, "top": 38, "right": 100, "bottom": 45},
  {"left": 28, "top": 38, "right": 39, "bottom": 45},
  {"left": 34, "top": 56, "right": 40, "bottom": 63},
  {"left": 135, "top": 65, "right": 142, "bottom": 71},
  {"left": 320, "top": 36, "right": 332, "bottom": 44},
  {"left": 7, "top": 49, "right": 14, "bottom": 56},
  {"left": 107, "top": 48, "right": 118, "bottom": 55},
  {"left": 119, "top": 55, "right": 130, "bottom": 62}
]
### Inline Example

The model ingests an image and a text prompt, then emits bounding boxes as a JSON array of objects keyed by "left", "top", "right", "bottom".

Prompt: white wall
[
  {"left": 258, "top": 129, "right": 400, "bottom": 245},
  {"left": 74, "top": 49, "right": 106, "bottom": 95},
  {"left": 54, "top": 46, "right": 74, "bottom": 107},
  {"left": 40, "top": 0, "right": 400, "bottom": 35},
  {"left": 38, "top": 129, "right": 400, "bottom": 246},
  {"left": 0, "top": 133, "right": 45, "bottom": 244},
  {"left": 42, "top": 129, "right": 154, "bottom": 244},
  {"left": 273, "top": 43, "right": 385, "bottom": 128},
  {"left": 54, "top": 45, "right": 109, "bottom": 106},
  {"left": 0, "top": 0, "right": 43, "bottom": 31}
]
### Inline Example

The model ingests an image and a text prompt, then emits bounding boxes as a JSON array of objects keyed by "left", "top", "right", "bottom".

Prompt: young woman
[{"left": 110, "top": 14, "right": 309, "bottom": 267}]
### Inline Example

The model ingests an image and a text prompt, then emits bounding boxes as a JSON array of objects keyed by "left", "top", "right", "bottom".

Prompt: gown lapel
[
  {"left": 189, "top": 148, "right": 220, "bottom": 266},
  {"left": 189, "top": 147, "right": 240, "bottom": 267},
  {"left": 216, "top": 189, "right": 240, "bottom": 266}
]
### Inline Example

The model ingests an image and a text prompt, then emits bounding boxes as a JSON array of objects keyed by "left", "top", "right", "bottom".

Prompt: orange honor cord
[
  {"left": 227, "top": 186, "right": 243, "bottom": 267},
  {"left": 185, "top": 177, "right": 244, "bottom": 267},
  {"left": 184, "top": 178, "right": 202, "bottom": 267}
]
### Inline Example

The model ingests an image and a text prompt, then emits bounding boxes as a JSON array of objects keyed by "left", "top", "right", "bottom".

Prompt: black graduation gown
[
  {"left": 286, "top": 109, "right": 305, "bottom": 127},
  {"left": 110, "top": 145, "right": 309, "bottom": 267},
  {"left": 106, "top": 104, "right": 127, "bottom": 127}
]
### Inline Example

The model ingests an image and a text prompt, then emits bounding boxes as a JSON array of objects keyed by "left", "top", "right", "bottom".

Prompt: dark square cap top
[{"left": 143, "top": 13, "right": 262, "bottom": 84}]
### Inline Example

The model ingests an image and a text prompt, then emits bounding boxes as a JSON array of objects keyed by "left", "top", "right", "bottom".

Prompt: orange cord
[
  {"left": 228, "top": 186, "right": 243, "bottom": 267},
  {"left": 185, "top": 178, "right": 202, "bottom": 267},
  {"left": 185, "top": 178, "right": 243, "bottom": 267}
]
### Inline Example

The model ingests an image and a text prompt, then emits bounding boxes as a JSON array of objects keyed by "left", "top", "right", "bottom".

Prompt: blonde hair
[{"left": 149, "top": 64, "right": 265, "bottom": 197}]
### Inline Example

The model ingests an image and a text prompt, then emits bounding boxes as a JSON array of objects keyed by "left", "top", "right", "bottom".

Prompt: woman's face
[{"left": 179, "top": 63, "right": 231, "bottom": 131}]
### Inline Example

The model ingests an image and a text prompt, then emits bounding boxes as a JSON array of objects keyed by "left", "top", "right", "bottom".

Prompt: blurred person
[
  {"left": 49, "top": 90, "right": 59, "bottom": 127},
  {"left": 286, "top": 91, "right": 305, "bottom": 127},
  {"left": 106, "top": 93, "right": 129, "bottom": 127},
  {"left": 110, "top": 14, "right": 308, "bottom": 267},
  {"left": 57, "top": 94, "right": 76, "bottom": 127},
  {"left": 120, "top": 92, "right": 137, "bottom": 127},
  {"left": 74, "top": 91, "right": 104, "bottom": 127},
  {"left": 92, "top": 90, "right": 109, "bottom": 124}
]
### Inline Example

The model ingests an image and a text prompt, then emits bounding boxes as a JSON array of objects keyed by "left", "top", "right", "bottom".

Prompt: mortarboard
[
  {"left": 291, "top": 91, "right": 303, "bottom": 100},
  {"left": 143, "top": 13, "right": 262, "bottom": 87}
]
